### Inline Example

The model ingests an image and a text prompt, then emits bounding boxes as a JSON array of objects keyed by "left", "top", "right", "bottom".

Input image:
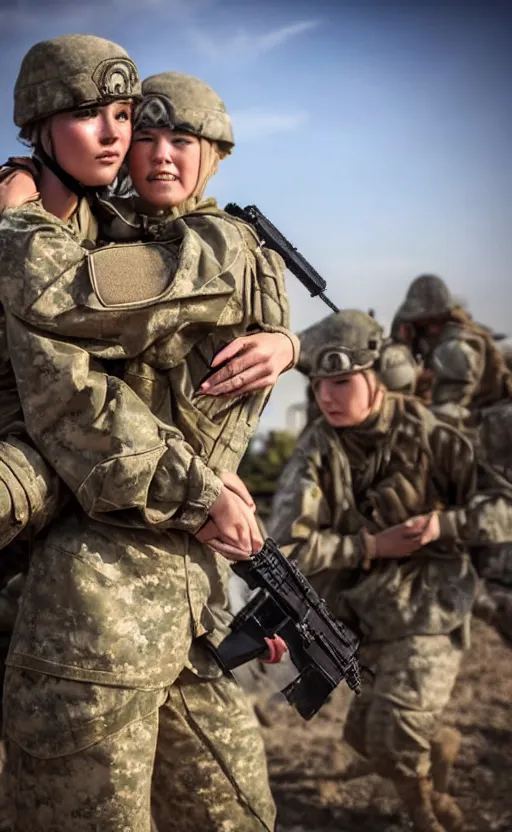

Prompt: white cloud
[
  {"left": 190, "top": 18, "right": 320, "bottom": 63},
  {"left": 232, "top": 108, "right": 309, "bottom": 141}
]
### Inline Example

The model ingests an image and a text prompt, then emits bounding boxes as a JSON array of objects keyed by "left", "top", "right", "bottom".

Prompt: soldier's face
[
  {"left": 312, "top": 372, "right": 375, "bottom": 427},
  {"left": 47, "top": 101, "right": 133, "bottom": 186},
  {"left": 128, "top": 128, "right": 201, "bottom": 208}
]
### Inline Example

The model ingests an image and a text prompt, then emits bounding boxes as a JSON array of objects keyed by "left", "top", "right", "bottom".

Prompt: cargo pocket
[{"left": 3, "top": 667, "right": 164, "bottom": 759}]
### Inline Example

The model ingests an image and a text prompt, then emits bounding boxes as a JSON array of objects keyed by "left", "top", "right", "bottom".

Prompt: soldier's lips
[{"left": 96, "top": 152, "right": 120, "bottom": 162}]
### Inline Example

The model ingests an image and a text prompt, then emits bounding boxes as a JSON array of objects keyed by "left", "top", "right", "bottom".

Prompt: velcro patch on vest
[{"left": 87, "top": 241, "right": 179, "bottom": 308}]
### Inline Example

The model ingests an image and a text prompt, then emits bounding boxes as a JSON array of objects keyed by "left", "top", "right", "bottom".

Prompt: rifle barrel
[{"left": 225, "top": 203, "right": 339, "bottom": 313}]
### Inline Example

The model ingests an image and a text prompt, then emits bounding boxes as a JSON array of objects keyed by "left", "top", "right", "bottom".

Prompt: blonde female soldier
[{"left": 0, "top": 42, "right": 299, "bottom": 832}]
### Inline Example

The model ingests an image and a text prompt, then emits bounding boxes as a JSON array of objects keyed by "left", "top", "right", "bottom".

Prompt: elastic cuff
[
  {"left": 282, "top": 331, "right": 300, "bottom": 369},
  {"left": 360, "top": 528, "right": 377, "bottom": 571},
  {"left": 437, "top": 510, "right": 460, "bottom": 542},
  {"left": 178, "top": 459, "right": 223, "bottom": 533}
]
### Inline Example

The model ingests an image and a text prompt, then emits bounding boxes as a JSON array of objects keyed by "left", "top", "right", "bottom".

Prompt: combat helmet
[
  {"left": 298, "top": 310, "right": 384, "bottom": 378},
  {"left": 135, "top": 72, "right": 234, "bottom": 155},
  {"left": 397, "top": 274, "right": 456, "bottom": 323},
  {"left": 378, "top": 342, "right": 418, "bottom": 393},
  {"left": 15, "top": 34, "right": 140, "bottom": 129},
  {"left": 14, "top": 35, "right": 140, "bottom": 196}
]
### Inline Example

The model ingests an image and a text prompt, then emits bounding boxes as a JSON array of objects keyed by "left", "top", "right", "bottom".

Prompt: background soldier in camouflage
[
  {"left": 268, "top": 309, "right": 512, "bottom": 832},
  {"left": 469, "top": 400, "right": 512, "bottom": 643},
  {"left": 297, "top": 315, "right": 419, "bottom": 429},
  {"left": 0, "top": 39, "right": 305, "bottom": 831},
  {"left": 394, "top": 273, "right": 512, "bottom": 425},
  {"left": 393, "top": 274, "right": 512, "bottom": 645}
]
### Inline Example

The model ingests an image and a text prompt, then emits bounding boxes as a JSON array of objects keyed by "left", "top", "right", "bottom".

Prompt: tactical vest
[{"left": 340, "top": 394, "right": 438, "bottom": 530}]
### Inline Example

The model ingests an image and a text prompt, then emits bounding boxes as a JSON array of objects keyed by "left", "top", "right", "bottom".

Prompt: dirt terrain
[{"left": 253, "top": 619, "right": 511, "bottom": 832}]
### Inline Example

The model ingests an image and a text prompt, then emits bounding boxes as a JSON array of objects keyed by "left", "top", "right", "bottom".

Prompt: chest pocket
[
  {"left": 358, "top": 419, "right": 433, "bottom": 528},
  {"left": 87, "top": 241, "right": 179, "bottom": 309}
]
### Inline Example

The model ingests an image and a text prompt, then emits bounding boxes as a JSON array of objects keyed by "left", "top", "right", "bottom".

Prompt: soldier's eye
[{"left": 73, "top": 108, "right": 98, "bottom": 120}]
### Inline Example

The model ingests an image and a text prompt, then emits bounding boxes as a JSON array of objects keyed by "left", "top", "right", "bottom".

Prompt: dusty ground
[{"left": 252, "top": 618, "right": 511, "bottom": 832}]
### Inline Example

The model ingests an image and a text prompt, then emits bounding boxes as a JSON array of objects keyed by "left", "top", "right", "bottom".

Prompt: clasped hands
[
  {"left": 195, "top": 472, "right": 262, "bottom": 561},
  {"left": 364, "top": 512, "right": 441, "bottom": 568}
]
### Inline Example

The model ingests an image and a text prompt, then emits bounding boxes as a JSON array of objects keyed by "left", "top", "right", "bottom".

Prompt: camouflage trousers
[
  {"left": 343, "top": 633, "right": 462, "bottom": 780},
  {"left": 3, "top": 666, "right": 275, "bottom": 832}
]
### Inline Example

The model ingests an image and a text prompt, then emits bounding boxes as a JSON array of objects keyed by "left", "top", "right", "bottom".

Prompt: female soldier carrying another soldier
[
  {"left": 0, "top": 37, "right": 300, "bottom": 832},
  {"left": 269, "top": 309, "right": 512, "bottom": 832}
]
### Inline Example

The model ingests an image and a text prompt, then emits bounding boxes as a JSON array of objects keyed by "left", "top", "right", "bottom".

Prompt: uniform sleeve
[
  {"left": 428, "top": 420, "right": 512, "bottom": 547},
  {"left": 209, "top": 242, "right": 295, "bottom": 471},
  {"left": 438, "top": 495, "right": 512, "bottom": 547},
  {"left": 5, "top": 311, "right": 222, "bottom": 533},
  {"left": 431, "top": 337, "right": 484, "bottom": 407},
  {"left": 0, "top": 436, "right": 61, "bottom": 549},
  {"left": 159, "top": 221, "right": 297, "bottom": 477},
  {"left": 267, "top": 429, "right": 368, "bottom": 574},
  {"left": 0, "top": 204, "right": 108, "bottom": 336},
  {"left": 0, "top": 306, "right": 62, "bottom": 549},
  {"left": 245, "top": 244, "right": 299, "bottom": 363}
]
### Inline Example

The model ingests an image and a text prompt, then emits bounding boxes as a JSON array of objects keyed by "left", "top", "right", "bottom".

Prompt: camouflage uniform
[
  {"left": 397, "top": 275, "right": 512, "bottom": 644},
  {"left": 269, "top": 310, "right": 512, "bottom": 831},
  {"left": 0, "top": 32, "right": 143, "bottom": 723},
  {"left": 0, "top": 52, "right": 286, "bottom": 831},
  {"left": 297, "top": 318, "right": 419, "bottom": 427},
  {"left": 469, "top": 401, "right": 512, "bottom": 642},
  {"left": 0, "top": 31, "right": 142, "bottom": 530},
  {"left": 395, "top": 274, "right": 512, "bottom": 423},
  {"left": 377, "top": 340, "right": 418, "bottom": 395}
]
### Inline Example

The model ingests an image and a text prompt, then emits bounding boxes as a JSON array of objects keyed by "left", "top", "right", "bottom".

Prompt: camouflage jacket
[
  {"left": 0, "top": 162, "right": 63, "bottom": 553},
  {"left": 426, "top": 320, "right": 512, "bottom": 423},
  {"left": 0, "top": 197, "right": 292, "bottom": 686},
  {"left": 0, "top": 197, "right": 295, "bottom": 527},
  {"left": 269, "top": 393, "right": 512, "bottom": 642},
  {"left": 0, "top": 309, "right": 60, "bottom": 556}
]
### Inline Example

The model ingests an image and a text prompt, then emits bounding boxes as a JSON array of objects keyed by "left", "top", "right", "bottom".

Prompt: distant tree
[{"left": 239, "top": 430, "right": 296, "bottom": 503}]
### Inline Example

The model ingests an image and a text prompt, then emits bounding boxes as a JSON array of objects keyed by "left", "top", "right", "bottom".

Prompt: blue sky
[{"left": 0, "top": 0, "right": 510, "bottom": 430}]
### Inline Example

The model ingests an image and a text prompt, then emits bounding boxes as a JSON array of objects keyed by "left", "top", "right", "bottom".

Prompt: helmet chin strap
[{"left": 35, "top": 128, "right": 89, "bottom": 199}]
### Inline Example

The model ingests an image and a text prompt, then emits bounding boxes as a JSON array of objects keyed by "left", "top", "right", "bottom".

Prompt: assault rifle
[
  {"left": 224, "top": 203, "right": 339, "bottom": 313},
  {"left": 209, "top": 538, "right": 361, "bottom": 720}
]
